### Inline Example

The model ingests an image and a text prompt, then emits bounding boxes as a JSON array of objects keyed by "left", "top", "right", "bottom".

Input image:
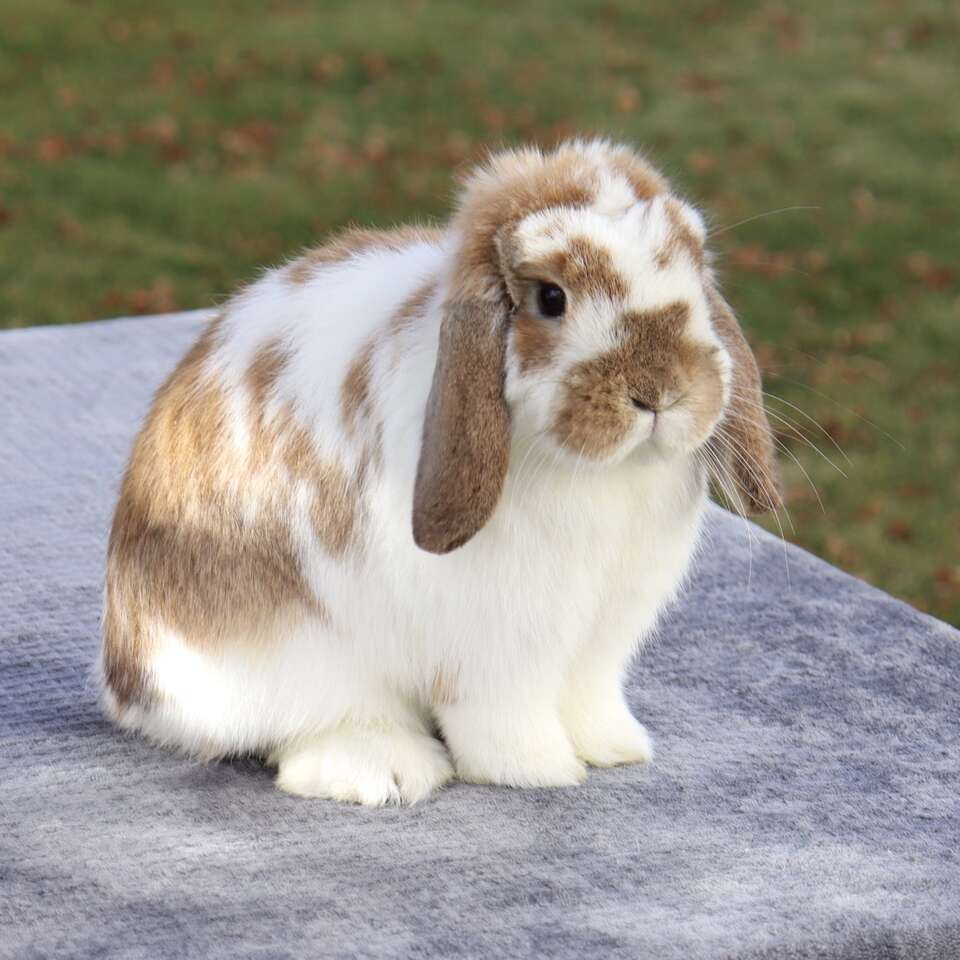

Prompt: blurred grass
[{"left": 1, "top": 0, "right": 958, "bottom": 622}]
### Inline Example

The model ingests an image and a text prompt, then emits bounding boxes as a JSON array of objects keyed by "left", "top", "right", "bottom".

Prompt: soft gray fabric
[{"left": 1, "top": 312, "right": 958, "bottom": 960}]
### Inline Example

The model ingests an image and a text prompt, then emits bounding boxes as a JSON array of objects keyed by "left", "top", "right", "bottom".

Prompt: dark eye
[{"left": 536, "top": 282, "right": 566, "bottom": 319}]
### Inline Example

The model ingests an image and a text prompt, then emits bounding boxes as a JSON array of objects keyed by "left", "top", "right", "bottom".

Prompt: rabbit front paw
[
  {"left": 563, "top": 701, "right": 654, "bottom": 768},
  {"left": 275, "top": 726, "right": 454, "bottom": 806},
  {"left": 438, "top": 703, "right": 586, "bottom": 788}
]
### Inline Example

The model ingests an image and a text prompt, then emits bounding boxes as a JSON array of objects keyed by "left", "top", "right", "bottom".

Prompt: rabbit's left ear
[
  {"left": 706, "top": 283, "right": 784, "bottom": 514},
  {"left": 412, "top": 297, "right": 511, "bottom": 554}
]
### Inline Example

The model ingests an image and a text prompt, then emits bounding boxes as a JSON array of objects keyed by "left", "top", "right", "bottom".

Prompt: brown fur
[
  {"left": 413, "top": 300, "right": 510, "bottom": 553},
  {"left": 506, "top": 233, "right": 631, "bottom": 374},
  {"left": 656, "top": 198, "right": 706, "bottom": 270},
  {"left": 605, "top": 145, "right": 669, "bottom": 201},
  {"left": 103, "top": 324, "right": 370, "bottom": 709},
  {"left": 543, "top": 236, "right": 630, "bottom": 303},
  {"left": 704, "top": 285, "right": 783, "bottom": 513},
  {"left": 429, "top": 667, "right": 460, "bottom": 706},
  {"left": 246, "top": 342, "right": 366, "bottom": 558},
  {"left": 451, "top": 147, "right": 600, "bottom": 303},
  {"left": 512, "top": 308, "right": 561, "bottom": 373},
  {"left": 552, "top": 303, "right": 723, "bottom": 460},
  {"left": 413, "top": 147, "right": 611, "bottom": 553},
  {"left": 339, "top": 338, "right": 375, "bottom": 438},
  {"left": 386, "top": 281, "right": 437, "bottom": 369},
  {"left": 103, "top": 320, "right": 323, "bottom": 709},
  {"left": 287, "top": 225, "right": 443, "bottom": 285}
]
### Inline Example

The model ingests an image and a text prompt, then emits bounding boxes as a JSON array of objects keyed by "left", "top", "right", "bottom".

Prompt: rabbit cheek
[
  {"left": 551, "top": 360, "right": 636, "bottom": 460},
  {"left": 512, "top": 311, "right": 560, "bottom": 374},
  {"left": 686, "top": 355, "right": 726, "bottom": 443}
]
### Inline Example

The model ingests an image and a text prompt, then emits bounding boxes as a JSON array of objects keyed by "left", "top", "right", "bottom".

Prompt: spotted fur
[{"left": 102, "top": 139, "right": 781, "bottom": 803}]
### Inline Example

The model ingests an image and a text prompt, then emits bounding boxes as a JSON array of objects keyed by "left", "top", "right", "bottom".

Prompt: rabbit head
[{"left": 413, "top": 141, "right": 782, "bottom": 554}]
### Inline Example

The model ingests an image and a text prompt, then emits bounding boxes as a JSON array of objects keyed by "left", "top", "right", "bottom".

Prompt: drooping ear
[
  {"left": 706, "top": 283, "right": 784, "bottom": 514},
  {"left": 412, "top": 298, "right": 512, "bottom": 554}
]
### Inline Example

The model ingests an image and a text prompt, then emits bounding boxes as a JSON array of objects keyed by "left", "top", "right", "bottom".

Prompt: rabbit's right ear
[
  {"left": 706, "top": 283, "right": 783, "bottom": 515},
  {"left": 412, "top": 297, "right": 512, "bottom": 554}
]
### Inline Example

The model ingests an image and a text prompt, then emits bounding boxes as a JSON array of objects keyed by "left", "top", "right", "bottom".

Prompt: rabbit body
[{"left": 103, "top": 142, "right": 779, "bottom": 804}]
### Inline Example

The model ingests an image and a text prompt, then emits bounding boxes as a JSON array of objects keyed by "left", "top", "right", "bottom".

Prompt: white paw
[
  {"left": 456, "top": 746, "right": 587, "bottom": 789},
  {"left": 275, "top": 727, "right": 454, "bottom": 806},
  {"left": 439, "top": 705, "right": 587, "bottom": 788},
  {"left": 565, "top": 708, "right": 654, "bottom": 768}
]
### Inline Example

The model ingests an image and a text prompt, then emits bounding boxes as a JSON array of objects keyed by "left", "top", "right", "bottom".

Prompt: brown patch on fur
[
  {"left": 552, "top": 302, "right": 724, "bottom": 460},
  {"left": 308, "top": 460, "right": 361, "bottom": 556},
  {"left": 429, "top": 667, "right": 460, "bottom": 706},
  {"left": 705, "top": 285, "right": 783, "bottom": 513},
  {"left": 102, "top": 318, "right": 328, "bottom": 710},
  {"left": 387, "top": 281, "right": 436, "bottom": 346},
  {"left": 287, "top": 225, "right": 443, "bottom": 285},
  {"left": 451, "top": 147, "right": 599, "bottom": 303},
  {"left": 239, "top": 339, "right": 371, "bottom": 558},
  {"left": 605, "top": 146, "right": 669, "bottom": 201},
  {"left": 656, "top": 198, "right": 705, "bottom": 270},
  {"left": 537, "top": 236, "right": 630, "bottom": 303},
  {"left": 512, "top": 309, "right": 560, "bottom": 373},
  {"left": 340, "top": 339, "right": 375, "bottom": 437}
]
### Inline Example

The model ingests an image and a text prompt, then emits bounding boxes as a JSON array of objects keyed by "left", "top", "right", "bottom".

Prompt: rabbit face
[
  {"left": 501, "top": 196, "right": 729, "bottom": 467},
  {"left": 413, "top": 140, "right": 780, "bottom": 554}
]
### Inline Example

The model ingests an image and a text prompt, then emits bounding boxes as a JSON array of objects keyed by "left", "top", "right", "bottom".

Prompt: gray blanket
[{"left": 1, "top": 312, "right": 958, "bottom": 959}]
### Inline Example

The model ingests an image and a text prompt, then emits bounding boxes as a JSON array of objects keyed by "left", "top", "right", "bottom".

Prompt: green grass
[{"left": 2, "top": 0, "right": 958, "bottom": 622}]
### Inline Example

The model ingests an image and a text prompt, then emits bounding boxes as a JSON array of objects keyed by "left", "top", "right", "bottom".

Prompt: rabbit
[{"left": 101, "top": 139, "right": 782, "bottom": 806}]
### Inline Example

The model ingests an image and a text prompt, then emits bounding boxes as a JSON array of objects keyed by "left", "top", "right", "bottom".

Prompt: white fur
[{"left": 109, "top": 170, "right": 726, "bottom": 805}]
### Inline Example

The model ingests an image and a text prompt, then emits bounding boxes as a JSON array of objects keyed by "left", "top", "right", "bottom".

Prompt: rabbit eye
[{"left": 536, "top": 282, "right": 566, "bottom": 319}]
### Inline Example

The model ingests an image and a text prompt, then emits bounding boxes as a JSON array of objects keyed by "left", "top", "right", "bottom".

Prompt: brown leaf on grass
[
  {"left": 686, "top": 150, "right": 717, "bottom": 173},
  {"left": 803, "top": 249, "right": 829, "bottom": 272},
  {"left": 896, "top": 482, "right": 933, "bottom": 501},
  {"left": 310, "top": 54, "right": 346, "bottom": 82},
  {"left": 361, "top": 53, "right": 388, "bottom": 80},
  {"left": 856, "top": 497, "right": 884, "bottom": 521},
  {"left": 824, "top": 534, "right": 855, "bottom": 564},
  {"left": 935, "top": 566, "right": 960, "bottom": 588},
  {"left": 35, "top": 136, "right": 71, "bottom": 162},
  {"left": 142, "top": 115, "right": 179, "bottom": 144},
  {"left": 729, "top": 245, "right": 796, "bottom": 277},
  {"left": 0, "top": 206, "right": 11, "bottom": 227},
  {"left": 679, "top": 72, "right": 727, "bottom": 103},
  {"left": 614, "top": 87, "right": 640, "bottom": 113},
  {"left": 57, "top": 216, "right": 87, "bottom": 240},
  {"left": 884, "top": 519, "right": 913, "bottom": 542},
  {"left": 850, "top": 186, "right": 877, "bottom": 219},
  {"left": 904, "top": 252, "right": 956, "bottom": 291},
  {"left": 150, "top": 59, "right": 177, "bottom": 89},
  {"left": 362, "top": 128, "right": 389, "bottom": 163},
  {"left": 822, "top": 417, "right": 853, "bottom": 448},
  {"left": 103, "top": 279, "right": 178, "bottom": 316},
  {"left": 480, "top": 107, "right": 506, "bottom": 133},
  {"left": 444, "top": 132, "right": 472, "bottom": 164},
  {"left": 221, "top": 122, "right": 278, "bottom": 158}
]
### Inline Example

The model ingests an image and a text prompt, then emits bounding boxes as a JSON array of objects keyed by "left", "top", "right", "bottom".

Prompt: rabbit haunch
[{"left": 101, "top": 140, "right": 781, "bottom": 801}]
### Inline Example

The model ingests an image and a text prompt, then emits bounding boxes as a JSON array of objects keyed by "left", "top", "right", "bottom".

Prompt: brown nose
[{"left": 630, "top": 395, "right": 657, "bottom": 412}]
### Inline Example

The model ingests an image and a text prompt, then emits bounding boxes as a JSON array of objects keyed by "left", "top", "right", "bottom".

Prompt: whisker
[
  {"left": 772, "top": 376, "right": 906, "bottom": 451},
  {"left": 706, "top": 430, "right": 792, "bottom": 587},
  {"left": 726, "top": 389, "right": 849, "bottom": 478},
  {"left": 707, "top": 205, "right": 821, "bottom": 239},
  {"left": 711, "top": 426, "right": 796, "bottom": 535},
  {"left": 761, "top": 390, "right": 853, "bottom": 466},
  {"left": 696, "top": 442, "right": 759, "bottom": 589}
]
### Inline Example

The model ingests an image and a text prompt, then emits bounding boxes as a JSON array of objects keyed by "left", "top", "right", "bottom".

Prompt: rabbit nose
[{"left": 630, "top": 395, "right": 657, "bottom": 413}]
